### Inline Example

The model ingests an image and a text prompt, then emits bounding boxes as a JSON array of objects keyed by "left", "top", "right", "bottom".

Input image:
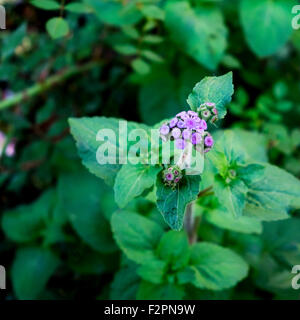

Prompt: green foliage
[
  {"left": 1, "top": 0, "right": 300, "bottom": 301},
  {"left": 12, "top": 247, "right": 60, "bottom": 300},
  {"left": 187, "top": 72, "right": 234, "bottom": 119},
  {"left": 240, "top": 0, "right": 296, "bottom": 57},
  {"left": 156, "top": 175, "right": 201, "bottom": 230},
  {"left": 46, "top": 17, "right": 70, "bottom": 39},
  {"left": 178, "top": 242, "right": 248, "bottom": 290},
  {"left": 165, "top": 1, "right": 227, "bottom": 70}
]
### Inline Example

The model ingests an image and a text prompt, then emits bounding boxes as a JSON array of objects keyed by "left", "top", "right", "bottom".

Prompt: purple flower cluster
[
  {"left": 0, "top": 131, "right": 16, "bottom": 158},
  {"left": 162, "top": 165, "right": 183, "bottom": 189},
  {"left": 159, "top": 108, "right": 214, "bottom": 153},
  {"left": 198, "top": 102, "right": 218, "bottom": 124}
]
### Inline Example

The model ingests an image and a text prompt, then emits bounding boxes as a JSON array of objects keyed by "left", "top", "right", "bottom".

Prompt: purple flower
[
  {"left": 204, "top": 135, "right": 214, "bottom": 147},
  {"left": 197, "top": 119, "right": 207, "bottom": 130},
  {"left": 160, "top": 124, "right": 170, "bottom": 135},
  {"left": 204, "top": 147, "right": 211, "bottom": 153},
  {"left": 182, "top": 129, "right": 191, "bottom": 140},
  {"left": 185, "top": 118, "right": 196, "bottom": 129},
  {"left": 165, "top": 173, "right": 174, "bottom": 181},
  {"left": 211, "top": 115, "right": 218, "bottom": 124},
  {"left": 188, "top": 110, "right": 198, "bottom": 117},
  {"left": 201, "top": 110, "right": 211, "bottom": 119},
  {"left": 191, "top": 132, "right": 202, "bottom": 145},
  {"left": 176, "top": 111, "right": 187, "bottom": 118},
  {"left": 174, "top": 177, "right": 180, "bottom": 183},
  {"left": 171, "top": 127, "right": 181, "bottom": 139},
  {"left": 206, "top": 102, "right": 215, "bottom": 108},
  {"left": 181, "top": 112, "right": 189, "bottom": 120},
  {"left": 212, "top": 108, "right": 218, "bottom": 115},
  {"left": 193, "top": 116, "right": 201, "bottom": 123},
  {"left": 175, "top": 138, "right": 186, "bottom": 150},
  {"left": 5, "top": 142, "right": 15, "bottom": 157},
  {"left": 174, "top": 170, "right": 179, "bottom": 176},
  {"left": 169, "top": 118, "right": 178, "bottom": 128},
  {"left": 177, "top": 120, "right": 186, "bottom": 128}
]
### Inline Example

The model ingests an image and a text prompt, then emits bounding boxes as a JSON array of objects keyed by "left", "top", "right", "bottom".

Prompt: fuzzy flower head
[
  {"left": 162, "top": 165, "right": 183, "bottom": 189},
  {"left": 159, "top": 111, "right": 207, "bottom": 150},
  {"left": 0, "top": 131, "right": 16, "bottom": 158},
  {"left": 197, "top": 102, "right": 218, "bottom": 125}
]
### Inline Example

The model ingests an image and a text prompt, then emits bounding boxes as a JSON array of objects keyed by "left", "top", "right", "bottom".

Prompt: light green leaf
[
  {"left": 213, "top": 175, "right": 248, "bottom": 218},
  {"left": 156, "top": 231, "right": 190, "bottom": 270},
  {"left": 59, "top": 170, "right": 117, "bottom": 253},
  {"left": 165, "top": 1, "right": 227, "bottom": 70},
  {"left": 69, "top": 117, "right": 149, "bottom": 186},
  {"left": 187, "top": 72, "right": 234, "bottom": 119},
  {"left": 12, "top": 247, "right": 60, "bottom": 299},
  {"left": 137, "top": 281, "right": 185, "bottom": 300},
  {"left": 244, "top": 164, "right": 300, "bottom": 221},
  {"left": 141, "top": 50, "right": 164, "bottom": 63},
  {"left": 84, "top": 0, "right": 142, "bottom": 26},
  {"left": 111, "top": 211, "right": 164, "bottom": 264},
  {"left": 46, "top": 17, "right": 70, "bottom": 39},
  {"left": 203, "top": 204, "right": 262, "bottom": 234},
  {"left": 240, "top": 0, "right": 296, "bottom": 57},
  {"left": 30, "top": 0, "right": 60, "bottom": 10},
  {"left": 114, "top": 164, "right": 161, "bottom": 208},
  {"left": 178, "top": 242, "right": 248, "bottom": 290},
  {"left": 114, "top": 44, "right": 137, "bottom": 55},
  {"left": 131, "top": 58, "right": 151, "bottom": 75},
  {"left": 140, "top": 5, "right": 165, "bottom": 20},
  {"left": 137, "top": 259, "right": 167, "bottom": 284},
  {"left": 142, "top": 34, "right": 164, "bottom": 44},
  {"left": 65, "top": 2, "right": 93, "bottom": 13},
  {"left": 156, "top": 175, "right": 201, "bottom": 230}
]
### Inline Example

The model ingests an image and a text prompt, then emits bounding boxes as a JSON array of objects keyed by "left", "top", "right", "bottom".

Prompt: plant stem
[
  {"left": 184, "top": 202, "right": 199, "bottom": 244},
  {"left": 0, "top": 61, "right": 101, "bottom": 111}
]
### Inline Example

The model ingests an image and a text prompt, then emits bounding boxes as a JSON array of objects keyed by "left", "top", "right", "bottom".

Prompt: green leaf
[
  {"left": 140, "top": 5, "right": 165, "bottom": 20},
  {"left": 187, "top": 72, "right": 234, "bottom": 119},
  {"left": 137, "top": 259, "right": 167, "bottom": 284},
  {"left": 137, "top": 281, "right": 185, "bottom": 300},
  {"left": 244, "top": 164, "right": 300, "bottom": 221},
  {"left": 30, "top": 0, "right": 60, "bottom": 10},
  {"left": 2, "top": 24, "right": 27, "bottom": 60},
  {"left": 178, "top": 242, "right": 248, "bottom": 290},
  {"left": 58, "top": 170, "right": 117, "bottom": 253},
  {"left": 213, "top": 175, "right": 248, "bottom": 218},
  {"left": 142, "top": 35, "right": 164, "bottom": 44},
  {"left": 131, "top": 58, "right": 151, "bottom": 75},
  {"left": 141, "top": 50, "right": 164, "bottom": 63},
  {"left": 114, "top": 164, "right": 161, "bottom": 208},
  {"left": 110, "top": 262, "right": 140, "bottom": 300},
  {"left": 46, "top": 17, "right": 70, "bottom": 39},
  {"left": 84, "top": 0, "right": 142, "bottom": 26},
  {"left": 65, "top": 2, "right": 93, "bottom": 13},
  {"left": 12, "top": 247, "right": 60, "bottom": 299},
  {"left": 203, "top": 204, "right": 262, "bottom": 234},
  {"left": 2, "top": 189, "right": 55, "bottom": 243},
  {"left": 165, "top": 1, "right": 227, "bottom": 70},
  {"left": 262, "top": 218, "right": 300, "bottom": 266},
  {"left": 111, "top": 211, "right": 164, "bottom": 264},
  {"left": 69, "top": 117, "right": 121, "bottom": 186},
  {"left": 240, "top": 0, "right": 296, "bottom": 57},
  {"left": 69, "top": 117, "right": 150, "bottom": 186},
  {"left": 156, "top": 231, "right": 190, "bottom": 270},
  {"left": 114, "top": 44, "right": 137, "bottom": 55},
  {"left": 156, "top": 175, "right": 201, "bottom": 230}
]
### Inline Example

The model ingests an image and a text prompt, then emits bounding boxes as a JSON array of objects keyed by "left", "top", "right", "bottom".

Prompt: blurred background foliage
[{"left": 0, "top": 0, "right": 300, "bottom": 300}]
